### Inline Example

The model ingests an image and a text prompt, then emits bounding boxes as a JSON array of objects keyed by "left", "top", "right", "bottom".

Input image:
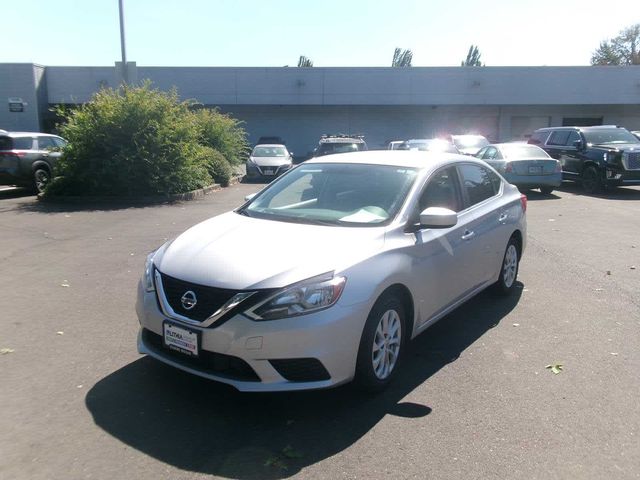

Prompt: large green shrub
[
  {"left": 48, "top": 83, "right": 247, "bottom": 196},
  {"left": 191, "top": 107, "right": 250, "bottom": 166}
]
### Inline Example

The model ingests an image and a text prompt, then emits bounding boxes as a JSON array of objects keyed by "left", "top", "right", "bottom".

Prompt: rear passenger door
[
  {"left": 36, "top": 136, "right": 63, "bottom": 166},
  {"left": 455, "top": 163, "right": 506, "bottom": 287},
  {"left": 561, "top": 130, "right": 583, "bottom": 176}
]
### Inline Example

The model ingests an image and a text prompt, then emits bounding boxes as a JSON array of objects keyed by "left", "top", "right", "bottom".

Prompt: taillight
[
  {"left": 504, "top": 162, "right": 513, "bottom": 173},
  {"left": 0, "top": 150, "right": 26, "bottom": 158},
  {"left": 520, "top": 193, "right": 527, "bottom": 213}
]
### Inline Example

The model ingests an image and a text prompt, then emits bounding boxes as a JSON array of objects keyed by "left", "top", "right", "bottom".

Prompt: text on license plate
[
  {"left": 528, "top": 166, "right": 543, "bottom": 175},
  {"left": 163, "top": 322, "right": 199, "bottom": 357}
]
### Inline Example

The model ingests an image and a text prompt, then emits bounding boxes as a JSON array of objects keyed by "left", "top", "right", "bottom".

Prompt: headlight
[
  {"left": 245, "top": 273, "right": 346, "bottom": 321},
  {"left": 143, "top": 251, "right": 156, "bottom": 292},
  {"left": 604, "top": 152, "right": 616, "bottom": 162}
]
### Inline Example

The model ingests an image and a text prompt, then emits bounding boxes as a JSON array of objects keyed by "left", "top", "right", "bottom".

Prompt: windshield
[
  {"left": 252, "top": 146, "right": 288, "bottom": 157},
  {"left": 317, "top": 142, "right": 365, "bottom": 156},
  {"left": 406, "top": 139, "right": 457, "bottom": 153},
  {"left": 452, "top": 136, "right": 489, "bottom": 149},
  {"left": 501, "top": 144, "right": 550, "bottom": 159},
  {"left": 241, "top": 163, "right": 418, "bottom": 226},
  {"left": 583, "top": 129, "right": 640, "bottom": 145}
]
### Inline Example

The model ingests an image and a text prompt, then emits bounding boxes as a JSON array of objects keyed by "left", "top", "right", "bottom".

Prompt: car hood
[
  {"left": 155, "top": 211, "right": 386, "bottom": 290},
  {"left": 592, "top": 143, "right": 640, "bottom": 152},
  {"left": 250, "top": 156, "right": 291, "bottom": 166}
]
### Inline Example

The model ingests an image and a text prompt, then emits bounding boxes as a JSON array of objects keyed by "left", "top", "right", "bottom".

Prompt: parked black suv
[
  {"left": 528, "top": 126, "right": 640, "bottom": 193},
  {"left": 0, "top": 132, "right": 67, "bottom": 193},
  {"left": 313, "top": 134, "right": 367, "bottom": 157}
]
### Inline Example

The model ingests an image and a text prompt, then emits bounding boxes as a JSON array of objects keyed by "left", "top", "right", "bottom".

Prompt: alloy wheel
[
  {"left": 502, "top": 244, "right": 518, "bottom": 288},
  {"left": 372, "top": 309, "right": 402, "bottom": 380}
]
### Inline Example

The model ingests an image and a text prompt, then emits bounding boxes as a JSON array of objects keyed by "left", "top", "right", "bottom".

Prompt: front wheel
[
  {"left": 582, "top": 166, "right": 603, "bottom": 194},
  {"left": 539, "top": 186, "right": 554, "bottom": 195},
  {"left": 493, "top": 237, "right": 520, "bottom": 295},
  {"left": 355, "top": 293, "right": 406, "bottom": 392}
]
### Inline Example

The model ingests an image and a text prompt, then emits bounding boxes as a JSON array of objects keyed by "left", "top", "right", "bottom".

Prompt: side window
[
  {"left": 459, "top": 164, "right": 498, "bottom": 207},
  {"left": 482, "top": 147, "right": 497, "bottom": 160},
  {"left": 565, "top": 131, "right": 581, "bottom": 147},
  {"left": 418, "top": 167, "right": 460, "bottom": 213},
  {"left": 13, "top": 137, "right": 34, "bottom": 150},
  {"left": 476, "top": 147, "right": 487, "bottom": 158},
  {"left": 37, "top": 136, "right": 56, "bottom": 150},
  {"left": 547, "top": 131, "right": 570, "bottom": 146},
  {"left": 53, "top": 137, "right": 68, "bottom": 148},
  {"left": 529, "top": 131, "right": 545, "bottom": 145}
]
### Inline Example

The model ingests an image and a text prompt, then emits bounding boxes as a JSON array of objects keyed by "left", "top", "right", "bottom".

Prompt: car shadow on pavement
[
  {"left": 85, "top": 284, "right": 522, "bottom": 479},
  {"left": 556, "top": 182, "right": 640, "bottom": 200},
  {"left": 520, "top": 190, "right": 561, "bottom": 201}
]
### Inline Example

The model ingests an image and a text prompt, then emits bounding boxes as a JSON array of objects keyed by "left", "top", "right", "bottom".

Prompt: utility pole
[{"left": 118, "top": 0, "right": 128, "bottom": 84}]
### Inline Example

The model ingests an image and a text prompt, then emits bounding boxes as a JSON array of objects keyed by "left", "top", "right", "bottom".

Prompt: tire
[
  {"left": 355, "top": 293, "right": 406, "bottom": 392},
  {"left": 32, "top": 167, "right": 51, "bottom": 194},
  {"left": 582, "top": 166, "right": 603, "bottom": 194},
  {"left": 493, "top": 237, "right": 520, "bottom": 296},
  {"left": 539, "top": 186, "right": 554, "bottom": 195}
]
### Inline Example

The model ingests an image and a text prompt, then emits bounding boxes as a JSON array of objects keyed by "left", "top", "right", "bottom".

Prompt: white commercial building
[{"left": 1, "top": 62, "right": 639, "bottom": 156}]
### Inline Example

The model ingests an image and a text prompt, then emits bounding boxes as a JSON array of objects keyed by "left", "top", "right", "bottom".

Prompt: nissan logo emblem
[{"left": 180, "top": 290, "right": 197, "bottom": 310}]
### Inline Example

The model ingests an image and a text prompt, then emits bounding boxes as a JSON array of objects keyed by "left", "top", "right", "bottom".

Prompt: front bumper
[
  {"left": 245, "top": 162, "right": 292, "bottom": 179},
  {"left": 136, "top": 282, "right": 369, "bottom": 392}
]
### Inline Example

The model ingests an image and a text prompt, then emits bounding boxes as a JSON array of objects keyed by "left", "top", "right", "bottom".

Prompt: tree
[
  {"left": 392, "top": 48, "right": 413, "bottom": 67},
  {"left": 298, "top": 55, "right": 313, "bottom": 67},
  {"left": 461, "top": 45, "right": 483, "bottom": 66},
  {"left": 591, "top": 24, "right": 640, "bottom": 65}
]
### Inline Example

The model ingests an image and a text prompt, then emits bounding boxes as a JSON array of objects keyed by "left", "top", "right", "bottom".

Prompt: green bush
[
  {"left": 48, "top": 82, "right": 247, "bottom": 197},
  {"left": 196, "top": 146, "right": 234, "bottom": 186},
  {"left": 191, "top": 107, "right": 250, "bottom": 166}
]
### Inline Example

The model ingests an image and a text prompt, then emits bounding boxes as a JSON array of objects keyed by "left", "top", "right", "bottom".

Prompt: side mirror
[
  {"left": 419, "top": 207, "right": 457, "bottom": 229},
  {"left": 573, "top": 140, "right": 583, "bottom": 150},
  {"left": 244, "top": 193, "right": 256, "bottom": 202}
]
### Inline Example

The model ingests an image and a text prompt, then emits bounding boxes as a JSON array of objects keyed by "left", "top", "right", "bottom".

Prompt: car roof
[
  {"left": 535, "top": 125, "right": 624, "bottom": 132},
  {"left": 253, "top": 144, "right": 286, "bottom": 148},
  {"left": 1, "top": 132, "right": 60, "bottom": 138},
  {"left": 303, "top": 150, "right": 477, "bottom": 170}
]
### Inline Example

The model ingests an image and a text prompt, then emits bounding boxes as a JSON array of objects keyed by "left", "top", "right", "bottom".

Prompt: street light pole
[{"left": 118, "top": 0, "right": 128, "bottom": 84}]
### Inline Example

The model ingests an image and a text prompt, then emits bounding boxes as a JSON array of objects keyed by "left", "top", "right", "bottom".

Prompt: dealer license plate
[
  {"left": 528, "top": 166, "right": 543, "bottom": 175},
  {"left": 163, "top": 322, "right": 199, "bottom": 357}
]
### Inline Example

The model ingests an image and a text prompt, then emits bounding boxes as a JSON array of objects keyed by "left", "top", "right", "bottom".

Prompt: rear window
[
  {"left": 317, "top": 142, "right": 365, "bottom": 156},
  {"left": 501, "top": 145, "right": 550, "bottom": 159},
  {"left": 0, "top": 136, "right": 33, "bottom": 150}
]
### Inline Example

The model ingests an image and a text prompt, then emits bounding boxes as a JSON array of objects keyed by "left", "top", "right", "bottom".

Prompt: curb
[{"left": 38, "top": 174, "right": 244, "bottom": 205}]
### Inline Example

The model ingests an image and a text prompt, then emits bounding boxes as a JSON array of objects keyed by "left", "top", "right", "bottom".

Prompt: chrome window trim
[{"left": 154, "top": 270, "right": 256, "bottom": 327}]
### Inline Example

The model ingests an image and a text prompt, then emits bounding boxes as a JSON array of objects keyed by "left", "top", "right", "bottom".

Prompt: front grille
[
  {"left": 623, "top": 151, "right": 640, "bottom": 170},
  {"left": 142, "top": 329, "right": 260, "bottom": 382},
  {"left": 270, "top": 358, "right": 331, "bottom": 382},
  {"left": 158, "top": 271, "right": 240, "bottom": 322}
]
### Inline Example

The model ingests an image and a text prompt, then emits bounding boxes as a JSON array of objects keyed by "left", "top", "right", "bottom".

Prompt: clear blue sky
[{"left": 4, "top": 0, "right": 639, "bottom": 67}]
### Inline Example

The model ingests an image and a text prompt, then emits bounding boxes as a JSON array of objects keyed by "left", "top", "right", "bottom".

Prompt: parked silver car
[
  {"left": 0, "top": 132, "right": 66, "bottom": 193},
  {"left": 476, "top": 143, "right": 562, "bottom": 195},
  {"left": 245, "top": 144, "right": 293, "bottom": 180},
  {"left": 136, "top": 151, "right": 527, "bottom": 392}
]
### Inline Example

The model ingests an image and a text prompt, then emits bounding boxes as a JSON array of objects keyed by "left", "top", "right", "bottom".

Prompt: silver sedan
[{"left": 136, "top": 151, "right": 527, "bottom": 392}]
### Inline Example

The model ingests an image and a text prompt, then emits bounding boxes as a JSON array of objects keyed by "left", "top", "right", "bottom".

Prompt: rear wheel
[
  {"left": 493, "top": 237, "right": 520, "bottom": 295},
  {"left": 355, "top": 293, "right": 406, "bottom": 392},
  {"left": 582, "top": 166, "right": 603, "bottom": 194},
  {"left": 539, "top": 186, "right": 554, "bottom": 195},
  {"left": 32, "top": 167, "right": 51, "bottom": 194}
]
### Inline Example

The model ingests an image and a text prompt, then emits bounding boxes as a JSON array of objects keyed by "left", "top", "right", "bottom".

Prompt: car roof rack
[{"left": 320, "top": 133, "right": 365, "bottom": 140}]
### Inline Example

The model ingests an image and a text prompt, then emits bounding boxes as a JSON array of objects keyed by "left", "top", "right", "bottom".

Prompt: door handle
[
  {"left": 498, "top": 213, "right": 508, "bottom": 223},
  {"left": 461, "top": 230, "right": 475, "bottom": 241},
  {"left": 42, "top": 153, "right": 49, "bottom": 157}
]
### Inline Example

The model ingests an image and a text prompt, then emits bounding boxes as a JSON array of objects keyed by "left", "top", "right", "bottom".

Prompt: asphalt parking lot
[{"left": 1, "top": 182, "right": 639, "bottom": 480}]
